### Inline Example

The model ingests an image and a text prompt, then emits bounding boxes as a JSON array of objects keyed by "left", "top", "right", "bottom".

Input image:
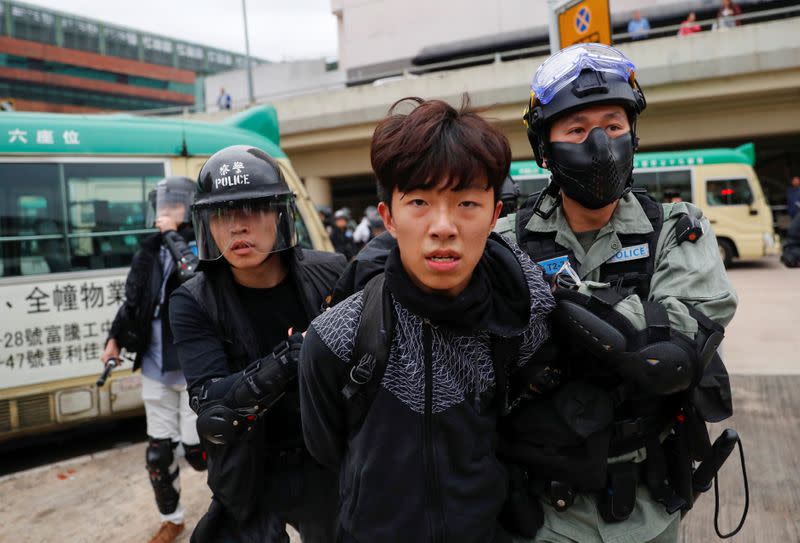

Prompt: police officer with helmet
[
  {"left": 169, "top": 145, "right": 346, "bottom": 542},
  {"left": 495, "top": 44, "right": 740, "bottom": 542},
  {"left": 102, "top": 176, "right": 205, "bottom": 543}
]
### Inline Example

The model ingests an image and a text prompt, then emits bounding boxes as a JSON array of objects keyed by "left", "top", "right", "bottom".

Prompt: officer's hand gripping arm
[
  {"left": 192, "top": 334, "right": 303, "bottom": 445},
  {"left": 162, "top": 230, "right": 199, "bottom": 283},
  {"left": 552, "top": 288, "right": 721, "bottom": 396}
]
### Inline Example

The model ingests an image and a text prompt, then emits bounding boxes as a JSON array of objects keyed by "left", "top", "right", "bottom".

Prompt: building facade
[{"left": 0, "top": 1, "right": 261, "bottom": 113}]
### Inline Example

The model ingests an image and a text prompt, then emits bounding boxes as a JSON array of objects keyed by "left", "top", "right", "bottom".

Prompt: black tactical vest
[
  {"left": 501, "top": 190, "right": 674, "bottom": 492},
  {"left": 515, "top": 189, "right": 663, "bottom": 299},
  {"left": 182, "top": 248, "right": 346, "bottom": 452}
]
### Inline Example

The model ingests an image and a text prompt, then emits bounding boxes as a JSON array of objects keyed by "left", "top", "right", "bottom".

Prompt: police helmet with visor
[
  {"left": 147, "top": 176, "right": 195, "bottom": 228},
  {"left": 523, "top": 44, "right": 647, "bottom": 211},
  {"left": 192, "top": 145, "right": 298, "bottom": 261},
  {"left": 524, "top": 44, "right": 646, "bottom": 165}
]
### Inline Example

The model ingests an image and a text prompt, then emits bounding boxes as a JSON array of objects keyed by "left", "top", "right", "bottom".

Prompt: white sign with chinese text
[{"left": 0, "top": 272, "right": 128, "bottom": 389}]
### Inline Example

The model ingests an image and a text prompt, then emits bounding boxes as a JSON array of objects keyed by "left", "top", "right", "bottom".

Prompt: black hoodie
[{"left": 299, "top": 234, "right": 554, "bottom": 543}]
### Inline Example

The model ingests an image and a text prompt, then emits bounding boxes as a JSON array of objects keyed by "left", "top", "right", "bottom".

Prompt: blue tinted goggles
[{"left": 532, "top": 43, "right": 637, "bottom": 106}]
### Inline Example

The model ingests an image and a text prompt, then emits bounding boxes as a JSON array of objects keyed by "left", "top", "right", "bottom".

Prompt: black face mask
[{"left": 548, "top": 127, "right": 634, "bottom": 209}]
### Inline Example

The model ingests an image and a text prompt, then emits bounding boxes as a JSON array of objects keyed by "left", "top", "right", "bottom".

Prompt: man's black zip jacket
[
  {"left": 299, "top": 235, "right": 555, "bottom": 543},
  {"left": 169, "top": 247, "right": 346, "bottom": 535},
  {"left": 107, "top": 227, "right": 196, "bottom": 372}
]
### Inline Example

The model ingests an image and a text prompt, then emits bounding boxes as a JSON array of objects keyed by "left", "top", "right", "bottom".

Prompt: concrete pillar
[{"left": 304, "top": 175, "right": 332, "bottom": 208}]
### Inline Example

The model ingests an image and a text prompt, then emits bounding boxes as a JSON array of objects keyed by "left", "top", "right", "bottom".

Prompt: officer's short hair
[{"left": 371, "top": 95, "right": 511, "bottom": 207}]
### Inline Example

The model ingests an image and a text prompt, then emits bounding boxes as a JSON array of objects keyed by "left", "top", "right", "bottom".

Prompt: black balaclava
[{"left": 547, "top": 127, "right": 635, "bottom": 209}]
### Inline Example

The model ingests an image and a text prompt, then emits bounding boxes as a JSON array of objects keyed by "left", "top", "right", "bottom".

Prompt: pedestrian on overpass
[
  {"left": 101, "top": 176, "right": 206, "bottom": 543},
  {"left": 169, "top": 145, "right": 345, "bottom": 542},
  {"left": 493, "top": 43, "right": 740, "bottom": 542},
  {"left": 299, "top": 96, "right": 555, "bottom": 543}
]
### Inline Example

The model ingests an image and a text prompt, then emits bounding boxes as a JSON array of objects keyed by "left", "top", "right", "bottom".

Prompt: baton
[
  {"left": 96, "top": 358, "right": 118, "bottom": 387},
  {"left": 692, "top": 428, "right": 739, "bottom": 496}
]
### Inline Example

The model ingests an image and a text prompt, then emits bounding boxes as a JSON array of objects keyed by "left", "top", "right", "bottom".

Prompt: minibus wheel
[{"left": 718, "top": 239, "right": 735, "bottom": 268}]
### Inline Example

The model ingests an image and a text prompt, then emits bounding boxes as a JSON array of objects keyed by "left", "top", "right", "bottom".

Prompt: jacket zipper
[{"left": 423, "top": 322, "right": 445, "bottom": 543}]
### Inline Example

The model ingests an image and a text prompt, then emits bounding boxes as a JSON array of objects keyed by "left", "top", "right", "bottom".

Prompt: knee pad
[
  {"left": 146, "top": 438, "right": 180, "bottom": 515},
  {"left": 183, "top": 442, "right": 207, "bottom": 472}
]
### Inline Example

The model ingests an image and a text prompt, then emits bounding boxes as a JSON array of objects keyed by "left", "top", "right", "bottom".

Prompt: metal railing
[{"left": 132, "top": 3, "right": 800, "bottom": 117}]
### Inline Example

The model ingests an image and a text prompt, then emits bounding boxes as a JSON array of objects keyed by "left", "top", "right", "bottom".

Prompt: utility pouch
[
  {"left": 499, "top": 465, "right": 544, "bottom": 538},
  {"left": 598, "top": 463, "right": 638, "bottom": 523}
]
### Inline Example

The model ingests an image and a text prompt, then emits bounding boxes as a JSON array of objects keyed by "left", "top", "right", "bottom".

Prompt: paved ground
[
  {"left": 0, "top": 256, "right": 796, "bottom": 542},
  {"left": 719, "top": 257, "right": 799, "bottom": 375}
]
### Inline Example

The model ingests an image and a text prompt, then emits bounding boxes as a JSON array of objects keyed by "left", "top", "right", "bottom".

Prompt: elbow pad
[
  {"left": 162, "top": 230, "right": 199, "bottom": 282},
  {"left": 552, "top": 290, "right": 705, "bottom": 396},
  {"left": 192, "top": 336, "right": 302, "bottom": 445},
  {"left": 229, "top": 336, "right": 301, "bottom": 410}
]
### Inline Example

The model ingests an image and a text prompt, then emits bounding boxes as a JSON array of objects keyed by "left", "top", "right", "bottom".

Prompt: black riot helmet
[
  {"left": 192, "top": 145, "right": 298, "bottom": 261},
  {"left": 523, "top": 44, "right": 647, "bottom": 213},
  {"left": 146, "top": 176, "right": 195, "bottom": 227},
  {"left": 499, "top": 175, "right": 520, "bottom": 218}
]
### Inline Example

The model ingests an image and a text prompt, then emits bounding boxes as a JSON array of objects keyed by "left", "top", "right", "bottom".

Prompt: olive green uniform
[{"left": 495, "top": 192, "right": 738, "bottom": 543}]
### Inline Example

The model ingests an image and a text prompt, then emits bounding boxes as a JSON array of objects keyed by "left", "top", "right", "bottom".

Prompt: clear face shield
[
  {"left": 531, "top": 43, "right": 636, "bottom": 105},
  {"left": 192, "top": 196, "right": 298, "bottom": 262},
  {"left": 146, "top": 184, "right": 194, "bottom": 227}
]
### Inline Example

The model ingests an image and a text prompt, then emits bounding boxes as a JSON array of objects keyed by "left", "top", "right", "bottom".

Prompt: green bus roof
[
  {"left": 0, "top": 106, "right": 286, "bottom": 158},
  {"left": 510, "top": 143, "right": 756, "bottom": 178}
]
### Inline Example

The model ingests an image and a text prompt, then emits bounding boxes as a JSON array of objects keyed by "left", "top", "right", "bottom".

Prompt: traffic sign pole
[{"left": 548, "top": 0, "right": 580, "bottom": 53}]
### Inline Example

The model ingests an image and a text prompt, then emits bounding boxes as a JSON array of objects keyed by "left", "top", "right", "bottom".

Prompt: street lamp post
[{"left": 242, "top": 0, "right": 255, "bottom": 106}]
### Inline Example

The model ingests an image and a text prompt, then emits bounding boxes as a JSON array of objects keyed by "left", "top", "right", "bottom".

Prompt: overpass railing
[{"left": 135, "top": 4, "right": 800, "bottom": 117}]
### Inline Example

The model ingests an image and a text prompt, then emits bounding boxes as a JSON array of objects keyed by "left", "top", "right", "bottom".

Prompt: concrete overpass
[{"left": 193, "top": 17, "right": 800, "bottom": 209}]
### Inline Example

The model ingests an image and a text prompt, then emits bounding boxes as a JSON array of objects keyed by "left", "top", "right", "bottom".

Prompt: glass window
[
  {"left": 62, "top": 18, "right": 100, "bottom": 53},
  {"left": 0, "top": 163, "right": 67, "bottom": 277},
  {"left": 706, "top": 178, "right": 753, "bottom": 206},
  {"left": 104, "top": 28, "right": 139, "bottom": 60},
  {"left": 11, "top": 6, "right": 56, "bottom": 44},
  {"left": 632, "top": 169, "right": 692, "bottom": 203},
  {"left": 294, "top": 210, "right": 313, "bottom": 250},
  {"left": 516, "top": 177, "right": 549, "bottom": 199},
  {"left": 142, "top": 35, "right": 174, "bottom": 66},
  {"left": 65, "top": 163, "right": 164, "bottom": 271}
]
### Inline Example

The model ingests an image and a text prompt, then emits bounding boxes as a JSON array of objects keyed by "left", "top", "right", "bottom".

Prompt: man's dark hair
[{"left": 370, "top": 96, "right": 511, "bottom": 207}]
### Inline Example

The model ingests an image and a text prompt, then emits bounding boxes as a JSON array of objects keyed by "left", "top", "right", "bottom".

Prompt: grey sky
[{"left": 24, "top": 0, "right": 338, "bottom": 61}]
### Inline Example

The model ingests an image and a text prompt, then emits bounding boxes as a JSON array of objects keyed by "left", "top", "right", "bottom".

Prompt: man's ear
[
  {"left": 489, "top": 200, "right": 503, "bottom": 231},
  {"left": 378, "top": 201, "right": 397, "bottom": 239}
]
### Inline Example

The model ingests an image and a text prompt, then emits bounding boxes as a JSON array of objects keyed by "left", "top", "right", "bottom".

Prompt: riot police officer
[
  {"left": 168, "top": 146, "right": 346, "bottom": 542},
  {"left": 495, "top": 44, "right": 739, "bottom": 542},
  {"left": 102, "top": 176, "right": 205, "bottom": 543}
]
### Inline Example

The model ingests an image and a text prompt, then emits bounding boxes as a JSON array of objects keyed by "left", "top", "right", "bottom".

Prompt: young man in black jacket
[
  {"left": 102, "top": 176, "right": 205, "bottom": 543},
  {"left": 299, "top": 97, "right": 555, "bottom": 543},
  {"left": 169, "top": 145, "right": 346, "bottom": 543}
]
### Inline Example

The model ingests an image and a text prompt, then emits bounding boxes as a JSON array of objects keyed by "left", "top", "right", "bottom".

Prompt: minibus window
[
  {"left": 633, "top": 169, "right": 691, "bottom": 203},
  {"left": 0, "top": 163, "right": 67, "bottom": 277},
  {"left": 517, "top": 177, "right": 549, "bottom": 199},
  {"left": 64, "top": 163, "right": 164, "bottom": 271},
  {"left": 294, "top": 213, "right": 313, "bottom": 250},
  {"left": 706, "top": 178, "right": 753, "bottom": 206}
]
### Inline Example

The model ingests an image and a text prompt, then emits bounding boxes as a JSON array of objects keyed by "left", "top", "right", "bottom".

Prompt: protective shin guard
[
  {"left": 146, "top": 438, "right": 180, "bottom": 515},
  {"left": 183, "top": 442, "right": 207, "bottom": 471}
]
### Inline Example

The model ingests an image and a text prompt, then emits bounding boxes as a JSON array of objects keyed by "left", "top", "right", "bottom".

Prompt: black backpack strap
[{"left": 341, "top": 274, "right": 393, "bottom": 433}]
